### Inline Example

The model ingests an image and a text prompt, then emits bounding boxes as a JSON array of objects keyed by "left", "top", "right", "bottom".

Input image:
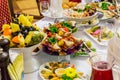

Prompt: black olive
[
  {"left": 48, "top": 75, "right": 53, "bottom": 79},
  {"left": 22, "top": 34, "right": 27, "bottom": 38},
  {"left": 12, "top": 31, "right": 20, "bottom": 37},
  {"left": 28, "top": 27, "right": 35, "bottom": 31},
  {"left": 44, "top": 66, "right": 49, "bottom": 69},
  {"left": 88, "top": 21, "right": 91, "bottom": 24}
]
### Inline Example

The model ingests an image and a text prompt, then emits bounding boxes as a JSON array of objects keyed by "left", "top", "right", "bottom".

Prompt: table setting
[{"left": 25, "top": 0, "right": 120, "bottom": 79}]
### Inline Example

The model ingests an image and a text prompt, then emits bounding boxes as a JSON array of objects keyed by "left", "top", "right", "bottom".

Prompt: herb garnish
[
  {"left": 48, "top": 37, "right": 57, "bottom": 44},
  {"left": 49, "top": 25, "right": 58, "bottom": 33}
]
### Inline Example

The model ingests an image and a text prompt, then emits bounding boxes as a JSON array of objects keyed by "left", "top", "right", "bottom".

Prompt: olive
[
  {"left": 12, "top": 31, "right": 20, "bottom": 37},
  {"left": 48, "top": 75, "right": 53, "bottom": 79},
  {"left": 22, "top": 34, "right": 27, "bottom": 38},
  {"left": 28, "top": 27, "right": 35, "bottom": 31},
  {"left": 19, "top": 24, "right": 24, "bottom": 29},
  {"left": 44, "top": 66, "right": 49, "bottom": 69}
]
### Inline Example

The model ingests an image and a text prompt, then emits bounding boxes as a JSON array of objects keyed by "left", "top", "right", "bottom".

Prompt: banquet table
[{"left": 24, "top": 17, "right": 108, "bottom": 80}]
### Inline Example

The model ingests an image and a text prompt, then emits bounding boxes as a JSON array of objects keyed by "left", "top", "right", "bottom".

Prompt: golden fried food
[{"left": 62, "top": 2, "right": 78, "bottom": 9}]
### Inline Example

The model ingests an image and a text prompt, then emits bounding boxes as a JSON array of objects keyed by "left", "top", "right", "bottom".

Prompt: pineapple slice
[
  {"left": 18, "top": 34, "right": 25, "bottom": 47},
  {"left": 2, "top": 24, "right": 11, "bottom": 31},
  {"left": 18, "top": 14, "right": 32, "bottom": 26},
  {"left": 25, "top": 31, "right": 33, "bottom": 45},
  {"left": 10, "top": 23, "right": 20, "bottom": 32}
]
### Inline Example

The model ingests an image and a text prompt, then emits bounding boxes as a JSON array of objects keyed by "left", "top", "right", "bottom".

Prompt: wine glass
[{"left": 39, "top": 0, "right": 50, "bottom": 16}]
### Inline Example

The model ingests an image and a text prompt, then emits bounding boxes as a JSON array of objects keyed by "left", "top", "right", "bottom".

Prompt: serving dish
[
  {"left": 84, "top": 25, "right": 114, "bottom": 46},
  {"left": 63, "top": 3, "right": 97, "bottom": 21},
  {"left": 40, "top": 21, "right": 83, "bottom": 56},
  {"left": 88, "top": 1, "right": 115, "bottom": 20},
  {"left": 76, "top": 18, "right": 99, "bottom": 27},
  {"left": 1, "top": 14, "right": 46, "bottom": 73},
  {"left": 39, "top": 61, "right": 87, "bottom": 80}
]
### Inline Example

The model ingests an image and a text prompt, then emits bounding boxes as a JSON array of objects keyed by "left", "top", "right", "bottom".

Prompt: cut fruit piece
[
  {"left": 3, "top": 29, "right": 12, "bottom": 35},
  {"left": 2, "top": 24, "right": 11, "bottom": 31},
  {"left": 12, "top": 36, "right": 19, "bottom": 43},
  {"left": 10, "top": 23, "right": 20, "bottom": 32}
]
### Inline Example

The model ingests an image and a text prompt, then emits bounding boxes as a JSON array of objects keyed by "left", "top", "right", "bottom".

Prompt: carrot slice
[
  {"left": 3, "top": 29, "right": 12, "bottom": 36},
  {"left": 12, "top": 36, "right": 19, "bottom": 43}
]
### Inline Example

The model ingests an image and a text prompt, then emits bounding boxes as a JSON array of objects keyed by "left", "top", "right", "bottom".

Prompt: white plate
[
  {"left": 84, "top": 29, "right": 110, "bottom": 46},
  {"left": 77, "top": 18, "right": 99, "bottom": 27},
  {"left": 39, "top": 64, "right": 47, "bottom": 80},
  {"left": 64, "top": 11, "right": 98, "bottom": 22},
  {"left": 39, "top": 62, "right": 87, "bottom": 80}
]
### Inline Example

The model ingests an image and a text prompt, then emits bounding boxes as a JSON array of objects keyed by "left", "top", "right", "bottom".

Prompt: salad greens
[
  {"left": 49, "top": 25, "right": 58, "bottom": 33},
  {"left": 85, "top": 5, "right": 91, "bottom": 10},
  {"left": 48, "top": 37, "right": 57, "bottom": 44},
  {"left": 91, "top": 48, "right": 96, "bottom": 52},
  {"left": 73, "top": 48, "right": 96, "bottom": 57},
  {"left": 91, "top": 26, "right": 100, "bottom": 32},
  {"left": 77, "top": 9, "right": 84, "bottom": 13},
  {"left": 73, "top": 51, "right": 88, "bottom": 57},
  {"left": 100, "top": 2, "right": 110, "bottom": 10},
  {"left": 61, "top": 21, "right": 78, "bottom": 33},
  {"left": 62, "top": 74, "right": 78, "bottom": 80},
  {"left": 62, "top": 21, "right": 72, "bottom": 29}
]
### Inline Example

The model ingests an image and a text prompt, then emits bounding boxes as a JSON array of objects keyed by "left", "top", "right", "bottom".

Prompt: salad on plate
[
  {"left": 41, "top": 21, "right": 83, "bottom": 56},
  {"left": 89, "top": 1, "right": 115, "bottom": 20},
  {"left": 63, "top": 3, "right": 97, "bottom": 20},
  {"left": 84, "top": 25, "right": 114, "bottom": 45}
]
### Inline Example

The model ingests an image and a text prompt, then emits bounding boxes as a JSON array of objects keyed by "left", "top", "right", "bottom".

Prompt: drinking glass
[
  {"left": 49, "top": 0, "right": 63, "bottom": 18},
  {"left": 89, "top": 54, "right": 120, "bottom": 80},
  {"left": 39, "top": 0, "right": 50, "bottom": 15}
]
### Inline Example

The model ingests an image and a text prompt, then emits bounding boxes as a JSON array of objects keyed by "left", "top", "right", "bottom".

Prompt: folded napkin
[{"left": 7, "top": 53, "right": 23, "bottom": 80}]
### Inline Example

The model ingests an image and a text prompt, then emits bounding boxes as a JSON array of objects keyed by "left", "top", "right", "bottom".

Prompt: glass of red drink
[
  {"left": 69, "top": 0, "right": 81, "bottom": 3},
  {"left": 89, "top": 54, "right": 120, "bottom": 80}
]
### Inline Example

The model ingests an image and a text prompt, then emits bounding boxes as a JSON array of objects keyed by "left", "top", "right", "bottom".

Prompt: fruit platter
[
  {"left": 1, "top": 14, "right": 46, "bottom": 73},
  {"left": 40, "top": 21, "right": 84, "bottom": 56},
  {"left": 84, "top": 25, "right": 114, "bottom": 46},
  {"left": 88, "top": 1, "right": 115, "bottom": 20},
  {"left": 1, "top": 14, "right": 45, "bottom": 48},
  {"left": 39, "top": 61, "right": 87, "bottom": 80},
  {"left": 64, "top": 3, "right": 97, "bottom": 21}
]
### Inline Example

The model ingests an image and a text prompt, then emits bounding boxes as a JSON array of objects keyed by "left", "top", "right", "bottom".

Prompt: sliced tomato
[
  {"left": 108, "top": 6, "right": 115, "bottom": 10},
  {"left": 47, "top": 32, "right": 52, "bottom": 37},
  {"left": 63, "top": 27, "right": 69, "bottom": 32}
]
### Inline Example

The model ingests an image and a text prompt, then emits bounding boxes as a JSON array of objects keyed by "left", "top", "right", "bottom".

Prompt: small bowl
[{"left": 55, "top": 68, "right": 65, "bottom": 77}]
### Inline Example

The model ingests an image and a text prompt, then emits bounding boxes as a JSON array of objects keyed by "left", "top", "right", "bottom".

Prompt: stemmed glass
[{"left": 39, "top": 0, "right": 50, "bottom": 16}]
